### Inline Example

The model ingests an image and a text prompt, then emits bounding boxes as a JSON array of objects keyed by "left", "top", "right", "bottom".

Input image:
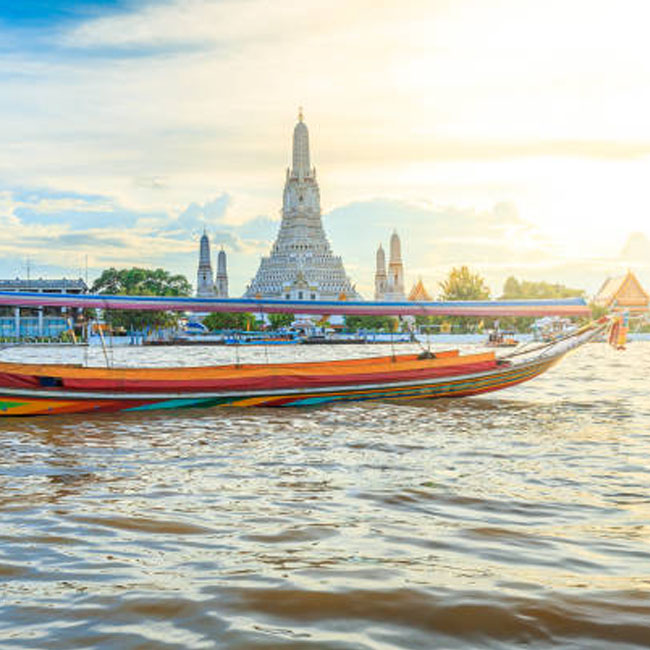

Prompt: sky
[{"left": 1, "top": 0, "right": 650, "bottom": 297}]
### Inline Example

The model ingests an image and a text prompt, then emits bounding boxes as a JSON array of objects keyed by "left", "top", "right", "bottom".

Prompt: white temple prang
[
  {"left": 245, "top": 111, "right": 358, "bottom": 301},
  {"left": 216, "top": 248, "right": 229, "bottom": 299},
  {"left": 196, "top": 231, "right": 215, "bottom": 298},
  {"left": 375, "top": 231, "right": 405, "bottom": 301}
]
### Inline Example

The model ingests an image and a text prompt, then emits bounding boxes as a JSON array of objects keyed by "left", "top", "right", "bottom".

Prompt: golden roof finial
[{"left": 298, "top": 106, "right": 304, "bottom": 122}]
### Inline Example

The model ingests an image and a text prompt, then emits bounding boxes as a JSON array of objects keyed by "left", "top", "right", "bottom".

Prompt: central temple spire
[
  {"left": 245, "top": 111, "right": 357, "bottom": 300},
  {"left": 291, "top": 107, "right": 311, "bottom": 180}
]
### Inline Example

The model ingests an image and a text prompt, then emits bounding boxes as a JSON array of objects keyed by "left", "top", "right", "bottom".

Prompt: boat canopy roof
[{"left": 0, "top": 291, "right": 590, "bottom": 318}]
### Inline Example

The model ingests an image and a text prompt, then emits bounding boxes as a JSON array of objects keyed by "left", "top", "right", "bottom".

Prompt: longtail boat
[
  {"left": 0, "top": 323, "right": 606, "bottom": 416},
  {"left": 0, "top": 292, "right": 614, "bottom": 416}
]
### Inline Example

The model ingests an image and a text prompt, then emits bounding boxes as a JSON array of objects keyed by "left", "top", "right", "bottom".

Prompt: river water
[{"left": 1, "top": 341, "right": 649, "bottom": 649}]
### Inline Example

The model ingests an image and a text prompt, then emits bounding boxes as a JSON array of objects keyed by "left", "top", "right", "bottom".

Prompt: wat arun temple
[{"left": 245, "top": 111, "right": 358, "bottom": 301}]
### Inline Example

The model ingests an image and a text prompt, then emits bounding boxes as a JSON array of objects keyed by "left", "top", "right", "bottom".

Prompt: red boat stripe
[{"left": 55, "top": 360, "right": 499, "bottom": 393}]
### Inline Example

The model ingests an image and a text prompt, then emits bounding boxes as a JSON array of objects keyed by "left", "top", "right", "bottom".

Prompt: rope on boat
[
  {"left": 98, "top": 297, "right": 113, "bottom": 368},
  {"left": 263, "top": 338, "right": 270, "bottom": 365},
  {"left": 234, "top": 331, "right": 242, "bottom": 368},
  {"left": 261, "top": 303, "right": 269, "bottom": 365},
  {"left": 401, "top": 317, "right": 434, "bottom": 358},
  {"left": 97, "top": 326, "right": 112, "bottom": 368}
]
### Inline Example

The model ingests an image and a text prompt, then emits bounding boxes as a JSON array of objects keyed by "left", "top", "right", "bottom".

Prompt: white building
[
  {"left": 0, "top": 278, "right": 87, "bottom": 338},
  {"left": 245, "top": 110, "right": 358, "bottom": 301}
]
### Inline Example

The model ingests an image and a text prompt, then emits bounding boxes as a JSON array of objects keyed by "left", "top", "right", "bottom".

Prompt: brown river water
[{"left": 1, "top": 340, "right": 650, "bottom": 649}]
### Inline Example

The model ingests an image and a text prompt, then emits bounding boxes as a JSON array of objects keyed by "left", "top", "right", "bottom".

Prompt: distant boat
[
  {"left": 533, "top": 317, "right": 577, "bottom": 342},
  {"left": 485, "top": 329, "right": 519, "bottom": 348},
  {"left": 223, "top": 334, "right": 298, "bottom": 346}
]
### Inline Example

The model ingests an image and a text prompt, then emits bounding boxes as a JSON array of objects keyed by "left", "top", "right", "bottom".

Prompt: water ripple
[{"left": 1, "top": 342, "right": 650, "bottom": 648}]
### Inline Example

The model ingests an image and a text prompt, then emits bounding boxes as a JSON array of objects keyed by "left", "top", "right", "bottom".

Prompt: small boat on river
[{"left": 485, "top": 329, "right": 519, "bottom": 348}]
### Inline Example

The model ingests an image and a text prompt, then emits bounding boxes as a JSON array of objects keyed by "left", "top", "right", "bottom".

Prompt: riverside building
[
  {"left": 594, "top": 270, "right": 649, "bottom": 313},
  {"left": 245, "top": 110, "right": 357, "bottom": 301},
  {"left": 0, "top": 278, "right": 87, "bottom": 338}
]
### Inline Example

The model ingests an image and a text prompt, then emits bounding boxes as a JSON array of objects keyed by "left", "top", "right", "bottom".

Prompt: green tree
[
  {"left": 589, "top": 302, "right": 609, "bottom": 320},
  {"left": 202, "top": 312, "right": 256, "bottom": 331},
  {"left": 415, "top": 314, "right": 445, "bottom": 331},
  {"left": 437, "top": 267, "right": 490, "bottom": 333},
  {"left": 91, "top": 267, "right": 192, "bottom": 332},
  {"left": 268, "top": 312, "right": 294, "bottom": 329},
  {"left": 502, "top": 276, "right": 520, "bottom": 299},
  {"left": 500, "top": 276, "right": 584, "bottom": 300},
  {"left": 92, "top": 267, "right": 192, "bottom": 297},
  {"left": 500, "top": 277, "right": 586, "bottom": 332},
  {"left": 439, "top": 266, "right": 491, "bottom": 301},
  {"left": 345, "top": 315, "right": 399, "bottom": 332}
]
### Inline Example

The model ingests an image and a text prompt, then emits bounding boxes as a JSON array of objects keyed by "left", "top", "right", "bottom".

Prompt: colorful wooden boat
[
  {"left": 0, "top": 292, "right": 609, "bottom": 416},
  {"left": 0, "top": 324, "right": 602, "bottom": 416}
]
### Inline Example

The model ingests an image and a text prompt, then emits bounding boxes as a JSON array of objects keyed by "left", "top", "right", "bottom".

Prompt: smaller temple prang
[
  {"left": 374, "top": 231, "right": 411, "bottom": 302},
  {"left": 196, "top": 231, "right": 216, "bottom": 298},
  {"left": 374, "top": 244, "right": 387, "bottom": 300},
  {"left": 385, "top": 231, "right": 405, "bottom": 300},
  {"left": 216, "top": 248, "right": 229, "bottom": 298}
]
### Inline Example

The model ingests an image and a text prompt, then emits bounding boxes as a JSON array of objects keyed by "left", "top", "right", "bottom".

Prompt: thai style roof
[
  {"left": 408, "top": 278, "right": 431, "bottom": 302},
  {"left": 594, "top": 270, "right": 649, "bottom": 311}
]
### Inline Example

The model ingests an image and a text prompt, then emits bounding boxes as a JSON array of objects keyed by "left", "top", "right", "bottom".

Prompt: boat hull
[{"left": 0, "top": 353, "right": 559, "bottom": 416}]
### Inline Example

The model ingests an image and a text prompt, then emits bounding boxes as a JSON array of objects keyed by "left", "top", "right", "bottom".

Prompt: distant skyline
[{"left": 1, "top": 0, "right": 650, "bottom": 296}]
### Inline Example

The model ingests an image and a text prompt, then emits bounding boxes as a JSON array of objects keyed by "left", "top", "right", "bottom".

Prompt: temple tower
[
  {"left": 374, "top": 244, "right": 387, "bottom": 300},
  {"left": 386, "top": 231, "right": 405, "bottom": 300},
  {"left": 245, "top": 110, "right": 357, "bottom": 300},
  {"left": 292, "top": 108, "right": 311, "bottom": 180},
  {"left": 196, "top": 231, "right": 215, "bottom": 298},
  {"left": 216, "top": 248, "right": 229, "bottom": 298}
]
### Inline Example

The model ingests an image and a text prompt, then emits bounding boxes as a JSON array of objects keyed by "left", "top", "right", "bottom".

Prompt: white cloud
[
  {"left": 1, "top": 180, "right": 647, "bottom": 299},
  {"left": 2, "top": 0, "right": 650, "bottom": 294}
]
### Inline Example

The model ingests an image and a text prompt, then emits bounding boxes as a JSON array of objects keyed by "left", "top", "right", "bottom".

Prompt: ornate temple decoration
[{"left": 245, "top": 111, "right": 357, "bottom": 300}]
